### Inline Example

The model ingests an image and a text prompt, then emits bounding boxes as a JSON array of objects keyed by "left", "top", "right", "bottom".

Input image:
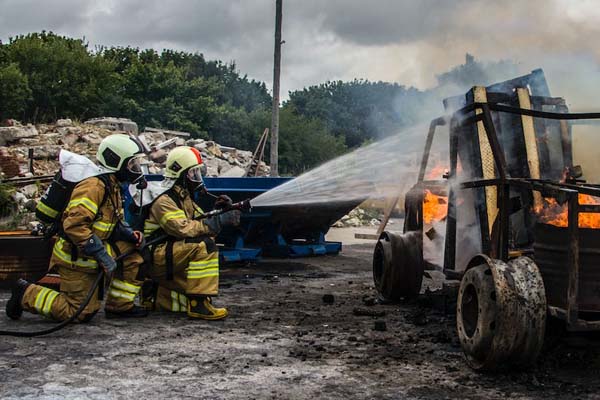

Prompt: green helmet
[{"left": 96, "top": 134, "right": 143, "bottom": 172}]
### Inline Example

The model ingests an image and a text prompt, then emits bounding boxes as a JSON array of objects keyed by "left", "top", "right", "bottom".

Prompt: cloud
[{"left": 0, "top": 0, "right": 599, "bottom": 106}]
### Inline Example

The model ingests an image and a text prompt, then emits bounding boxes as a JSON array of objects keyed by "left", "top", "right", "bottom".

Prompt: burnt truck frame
[{"left": 373, "top": 69, "right": 600, "bottom": 370}]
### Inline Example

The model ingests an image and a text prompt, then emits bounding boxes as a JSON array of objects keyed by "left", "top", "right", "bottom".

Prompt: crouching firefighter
[
  {"left": 6, "top": 134, "right": 149, "bottom": 322},
  {"left": 142, "top": 146, "right": 239, "bottom": 320}
]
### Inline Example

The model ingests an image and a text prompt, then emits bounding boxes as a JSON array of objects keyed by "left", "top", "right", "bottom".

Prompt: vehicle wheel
[
  {"left": 373, "top": 231, "right": 423, "bottom": 301},
  {"left": 456, "top": 263, "right": 497, "bottom": 370},
  {"left": 457, "top": 255, "right": 546, "bottom": 371}
]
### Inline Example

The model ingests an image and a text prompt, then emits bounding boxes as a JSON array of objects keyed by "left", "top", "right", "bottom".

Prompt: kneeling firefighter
[
  {"left": 143, "top": 146, "right": 239, "bottom": 320},
  {"left": 6, "top": 134, "right": 148, "bottom": 322}
]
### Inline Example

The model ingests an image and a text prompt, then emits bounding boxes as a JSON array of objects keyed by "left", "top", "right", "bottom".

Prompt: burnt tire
[
  {"left": 457, "top": 264, "right": 498, "bottom": 370},
  {"left": 373, "top": 231, "right": 423, "bottom": 302},
  {"left": 457, "top": 255, "right": 546, "bottom": 371}
]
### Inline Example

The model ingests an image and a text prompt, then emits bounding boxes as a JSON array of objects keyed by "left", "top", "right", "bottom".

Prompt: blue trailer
[{"left": 125, "top": 176, "right": 362, "bottom": 263}]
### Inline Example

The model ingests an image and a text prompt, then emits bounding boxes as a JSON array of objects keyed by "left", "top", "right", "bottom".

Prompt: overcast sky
[{"left": 1, "top": 0, "right": 599, "bottom": 108}]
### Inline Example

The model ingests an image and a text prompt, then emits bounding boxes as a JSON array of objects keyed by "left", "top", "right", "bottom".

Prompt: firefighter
[
  {"left": 143, "top": 146, "right": 238, "bottom": 320},
  {"left": 6, "top": 134, "right": 148, "bottom": 321}
]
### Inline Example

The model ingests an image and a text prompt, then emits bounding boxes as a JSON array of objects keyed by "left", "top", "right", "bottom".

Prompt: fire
[
  {"left": 425, "top": 160, "right": 463, "bottom": 180},
  {"left": 425, "top": 165, "right": 448, "bottom": 180},
  {"left": 423, "top": 190, "right": 448, "bottom": 224},
  {"left": 535, "top": 194, "right": 600, "bottom": 228}
]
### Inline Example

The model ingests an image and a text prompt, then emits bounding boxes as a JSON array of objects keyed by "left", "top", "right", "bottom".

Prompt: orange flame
[
  {"left": 423, "top": 190, "right": 448, "bottom": 224},
  {"left": 534, "top": 194, "right": 600, "bottom": 228},
  {"left": 425, "top": 160, "right": 462, "bottom": 180},
  {"left": 425, "top": 165, "right": 448, "bottom": 180}
]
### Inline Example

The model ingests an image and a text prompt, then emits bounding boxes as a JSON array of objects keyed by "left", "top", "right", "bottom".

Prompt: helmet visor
[
  {"left": 126, "top": 154, "right": 146, "bottom": 175},
  {"left": 186, "top": 165, "right": 204, "bottom": 184}
]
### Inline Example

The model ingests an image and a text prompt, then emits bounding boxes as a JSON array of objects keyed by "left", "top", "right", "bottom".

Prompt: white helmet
[{"left": 96, "top": 134, "right": 143, "bottom": 172}]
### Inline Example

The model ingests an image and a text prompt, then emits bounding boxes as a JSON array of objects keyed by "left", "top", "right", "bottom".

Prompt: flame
[
  {"left": 425, "top": 165, "right": 448, "bottom": 180},
  {"left": 423, "top": 190, "right": 448, "bottom": 224},
  {"left": 535, "top": 194, "right": 600, "bottom": 228},
  {"left": 425, "top": 160, "right": 463, "bottom": 180}
]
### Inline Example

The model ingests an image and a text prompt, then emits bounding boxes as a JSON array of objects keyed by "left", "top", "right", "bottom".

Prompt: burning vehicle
[{"left": 373, "top": 69, "right": 600, "bottom": 370}]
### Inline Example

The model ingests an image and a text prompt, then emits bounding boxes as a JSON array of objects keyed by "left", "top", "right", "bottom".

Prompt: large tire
[
  {"left": 373, "top": 231, "right": 423, "bottom": 301},
  {"left": 457, "top": 255, "right": 546, "bottom": 371}
]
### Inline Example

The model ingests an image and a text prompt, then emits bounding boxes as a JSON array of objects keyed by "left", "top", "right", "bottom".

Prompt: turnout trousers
[
  {"left": 150, "top": 238, "right": 219, "bottom": 312},
  {"left": 21, "top": 239, "right": 144, "bottom": 322}
]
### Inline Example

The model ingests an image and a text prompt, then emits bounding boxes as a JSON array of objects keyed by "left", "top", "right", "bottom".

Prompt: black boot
[
  {"left": 6, "top": 279, "right": 30, "bottom": 320},
  {"left": 105, "top": 305, "right": 148, "bottom": 319}
]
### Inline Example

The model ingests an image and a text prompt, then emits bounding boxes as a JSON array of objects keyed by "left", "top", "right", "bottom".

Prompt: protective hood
[
  {"left": 59, "top": 150, "right": 113, "bottom": 183},
  {"left": 130, "top": 178, "right": 176, "bottom": 207}
]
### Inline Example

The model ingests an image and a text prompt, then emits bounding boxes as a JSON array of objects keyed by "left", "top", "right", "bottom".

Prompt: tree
[
  {"left": 3, "top": 32, "right": 119, "bottom": 121},
  {"left": 209, "top": 106, "right": 269, "bottom": 151},
  {"left": 287, "top": 79, "right": 427, "bottom": 148},
  {"left": 99, "top": 46, "right": 271, "bottom": 139},
  {"left": 277, "top": 107, "right": 346, "bottom": 174},
  {"left": 0, "top": 63, "right": 31, "bottom": 120}
]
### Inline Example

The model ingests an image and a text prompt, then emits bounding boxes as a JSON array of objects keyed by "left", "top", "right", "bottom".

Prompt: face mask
[
  {"left": 184, "top": 165, "right": 205, "bottom": 192},
  {"left": 126, "top": 155, "right": 144, "bottom": 175},
  {"left": 117, "top": 155, "right": 146, "bottom": 184}
]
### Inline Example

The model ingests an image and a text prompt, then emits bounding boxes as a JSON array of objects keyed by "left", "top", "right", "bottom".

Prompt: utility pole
[{"left": 270, "top": 0, "right": 282, "bottom": 176}]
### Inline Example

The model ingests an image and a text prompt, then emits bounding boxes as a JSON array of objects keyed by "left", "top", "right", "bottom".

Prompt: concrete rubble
[
  {"left": 0, "top": 117, "right": 270, "bottom": 230},
  {"left": 0, "top": 120, "right": 39, "bottom": 146}
]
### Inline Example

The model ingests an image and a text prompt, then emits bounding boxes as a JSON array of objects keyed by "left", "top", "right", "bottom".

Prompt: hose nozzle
[{"left": 230, "top": 199, "right": 252, "bottom": 212}]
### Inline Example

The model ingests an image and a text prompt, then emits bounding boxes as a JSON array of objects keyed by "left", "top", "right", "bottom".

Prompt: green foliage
[
  {"left": 100, "top": 47, "right": 271, "bottom": 140},
  {"left": 0, "top": 183, "right": 16, "bottom": 219},
  {"left": 0, "top": 63, "right": 31, "bottom": 120},
  {"left": 113, "top": 59, "right": 219, "bottom": 137},
  {"left": 3, "top": 32, "right": 119, "bottom": 121},
  {"left": 0, "top": 34, "right": 271, "bottom": 138},
  {"left": 209, "top": 106, "right": 270, "bottom": 150},
  {"left": 0, "top": 33, "right": 517, "bottom": 175},
  {"left": 286, "top": 79, "right": 428, "bottom": 148},
  {"left": 277, "top": 107, "right": 347, "bottom": 174}
]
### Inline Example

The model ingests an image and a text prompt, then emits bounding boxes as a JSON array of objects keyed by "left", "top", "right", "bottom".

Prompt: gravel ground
[{"left": 2, "top": 241, "right": 600, "bottom": 400}]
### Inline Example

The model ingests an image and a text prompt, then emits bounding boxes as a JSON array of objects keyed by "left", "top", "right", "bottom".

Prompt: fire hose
[{"left": 0, "top": 199, "right": 251, "bottom": 337}]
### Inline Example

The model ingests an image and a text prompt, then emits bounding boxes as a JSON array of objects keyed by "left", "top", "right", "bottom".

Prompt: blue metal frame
[{"left": 125, "top": 175, "right": 347, "bottom": 263}]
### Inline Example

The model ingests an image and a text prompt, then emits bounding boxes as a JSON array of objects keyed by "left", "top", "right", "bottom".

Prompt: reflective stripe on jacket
[
  {"left": 144, "top": 185, "right": 214, "bottom": 239},
  {"left": 62, "top": 175, "right": 122, "bottom": 247}
]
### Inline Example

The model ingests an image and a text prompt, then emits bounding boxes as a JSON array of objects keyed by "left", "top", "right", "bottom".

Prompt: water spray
[{"left": 252, "top": 122, "right": 449, "bottom": 208}]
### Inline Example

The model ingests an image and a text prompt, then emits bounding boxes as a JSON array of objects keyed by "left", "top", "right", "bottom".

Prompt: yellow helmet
[
  {"left": 96, "top": 134, "right": 143, "bottom": 172},
  {"left": 164, "top": 146, "right": 204, "bottom": 179}
]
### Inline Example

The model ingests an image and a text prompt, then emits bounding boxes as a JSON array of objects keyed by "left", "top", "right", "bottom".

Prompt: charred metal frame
[{"left": 421, "top": 101, "right": 600, "bottom": 331}]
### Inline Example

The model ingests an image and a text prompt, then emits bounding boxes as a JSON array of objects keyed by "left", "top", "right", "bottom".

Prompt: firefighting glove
[
  {"left": 111, "top": 221, "right": 139, "bottom": 244},
  {"left": 214, "top": 195, "right": 233, "bottom": 210},
  {"left": 82, "top": 234, "right": 117, "bottom": 273},
  {"left": 220, "top": 210, "right": 241, "bottom": 227},
  {"left": 205, "top": 210, "right": 241, "bottom": 235},
  {"left": 204, "top": 215, "right": 222, "bottom": 235}
]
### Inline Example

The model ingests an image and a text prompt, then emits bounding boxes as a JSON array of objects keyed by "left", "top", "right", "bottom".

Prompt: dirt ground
[{"left": 2, "top": 228, "right": 600, "bottom": 399}]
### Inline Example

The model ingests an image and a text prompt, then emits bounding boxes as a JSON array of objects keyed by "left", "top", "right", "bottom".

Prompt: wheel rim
[
  {"left": 373, "top": 241, "right": 385, "bottom": 291},
  {"left": 460, "top": 283, "right": 479, "bottom": 338}
]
